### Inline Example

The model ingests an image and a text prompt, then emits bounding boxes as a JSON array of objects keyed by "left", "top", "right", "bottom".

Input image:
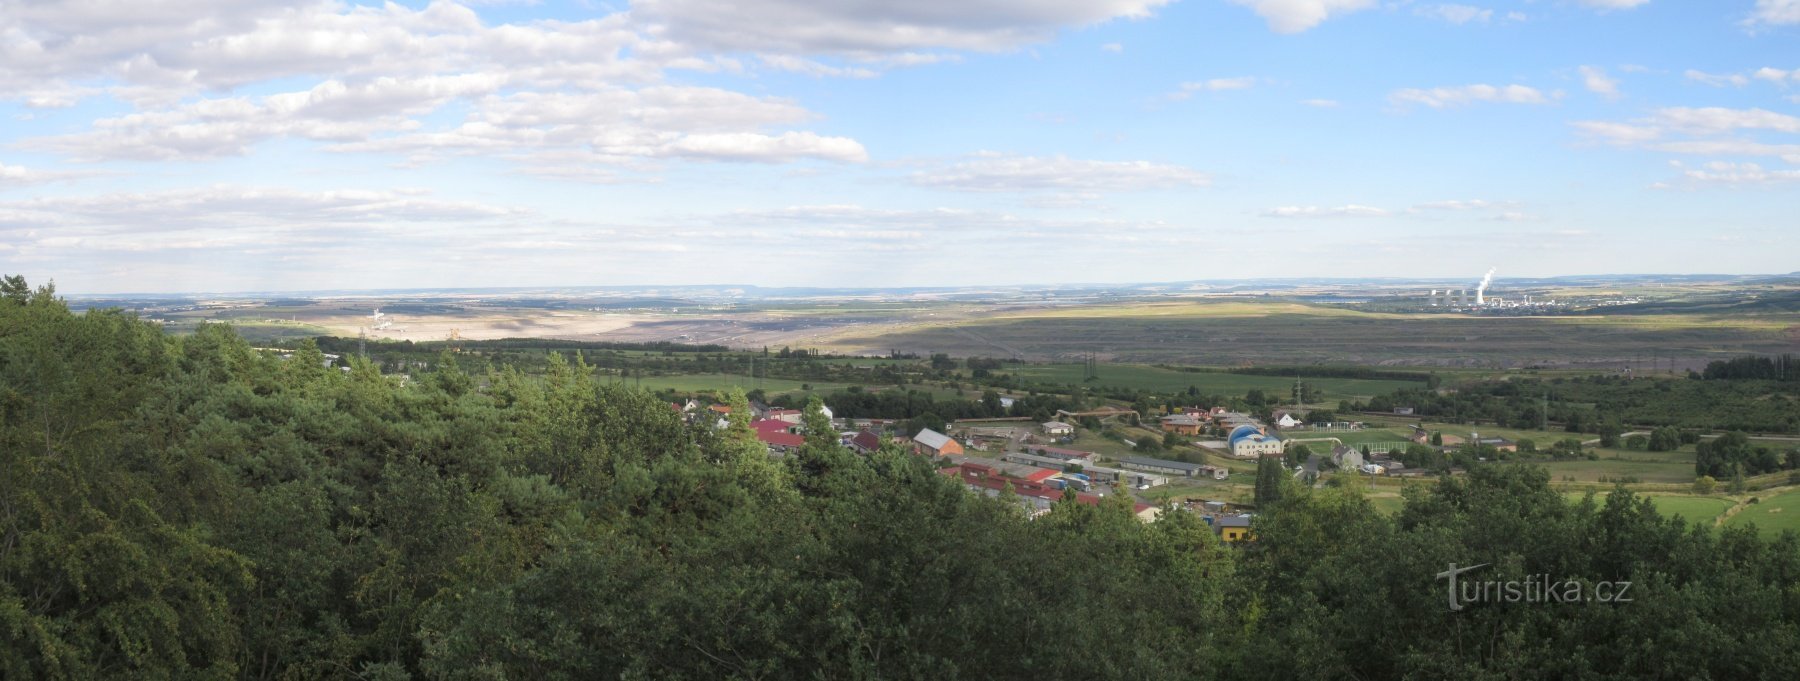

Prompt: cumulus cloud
[
  {"left": 909, "top": 153, "right": 1210, "bottom": 198},
  {"left": 1389, "top": 84, "right": 1556, "bottom": 108},
  {"left": 1226, "top": 0, "right": 1377, "bottom": 34},
  {"left": 1579, "top": 0, "right": 1651, "bottom": 9},
  {"left": 3, "top": 1, "right": 868, "bottom": 174},
  {"left": 1261, "top": 205, "right": 1390, "bottom": 218},
  {"left": 1300, "top": 98, "right": 1340, "bottom": 107},
  {"left": 1410, "top": 199, "right": 1538, "bottom": 221},
  {"left": 1685, "top": 69, "right": 1751, "bottom": 87},
  {"left": 1167, "top": 77, "right": 1259, "bottom": 100},
  {"left": 1579, "top": 66, "right": 1622, "bottom": 99},
  {"left": 1688, "top": 67, "right": 1797, "bottom": 88},
  {"left": 1416, "top": 4, "right": 1493, "bottom": 24},
  {"left": 30, "top": 80, "right": 866, "bottom": 166},
  {"left": 0, "top": 162, "right": 91, "bottom": 188},
  {"left": 1573, "top": 107, "right": 1800, "bottom": 163},
  {"left": 1747, "top": 0, "right": 1800, "bottom": 27},
  {"left": 1661, "top": 161, "right": 1800, "bottom": 188},
  {"left": 0, "top": 185, "right": 536, "bottom": 257},
  {"left": 758, "top": 55, "right": 880, "bottom": 78},
  {"left": 632, "top": 0, "right": 1173, "bottom": 55}
]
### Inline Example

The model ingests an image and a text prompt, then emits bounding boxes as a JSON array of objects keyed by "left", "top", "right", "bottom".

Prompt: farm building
[
  {"left": 1117, "top": 456, "right": 1208, "bottom": 477},
  {"left": 1470, "top": 434, "right": 1518, "bottom": 452},
  {"left": 1022, "top": 444, "right": 1098, "bottom": 463},
  {"left": 1003, "top": 452, "right": 1080, "bottom": 470},
  {"left": 1041, "top": 421, "right": 1075, "bottom": 436},
  {"left": 1159, "top": 414, "right": 1204, "bottom": 436},
  {"left": 1229, "top": 425, "right": 1284, "bottom": 459},
  {"left": 1077, "top": 464, "right": 1170, "bottom": 489},
  {"left": 911, "top": 428, "right": 964, "bottom": 457}
]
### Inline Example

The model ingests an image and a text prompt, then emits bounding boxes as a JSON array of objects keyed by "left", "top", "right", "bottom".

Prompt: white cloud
[
  {"left": 32, "top": 81, "right": 867, "bottom": 167},
  {"left": 0, "top": 185, "right": 533, "bottom": 255},
  {"left": 1685, "top": 69, "right": 1750, "bottom": 87},
  {"left": 632, "top": 0, "right": 1173, "bottom": 54},
  {"left": 1573, "top": 107, "right": 1800, "bottom": 163},
  {"left": 1101, "top": 43, "right": 1125, "bottom": 53},
  {"left": 1688, "top": 67, "right": 1797, "bottom": 88},
  {"left": 1409, "top": 199, "right": 1538, "bottom": 221},
  {"left": 1578, "top": 0, "right": 1651, "bottom": 9},
  {"left": 1416, "top": 4, "right": 1493, "bottom": 25},
  {"left": 1389, "top": 84, "right": 1556, "bottom": 108},
  {"left": 1227, "top": 0, "right": 1377, "bottom": 34},
  {"left": 1747, "top": 0, "right": 1800, "bottom": 27},
  {"left": 1300, "top": 98, "right": 1340, "bottom": 107},
  {"left": 1578, "top": 65, "right": 1622, "bottom": 99},
  {"left": 758, "top": 55, "right": 880, "bottom": 78},
  {"left": 664, "top": 132, "right": 869, "bottom": 163},
  {"left": 1665, "top": 161, "right": 1800, "bottom": 187},
  {"left": 0, "top": 163, "right": 91, "bottom": 188},
  {"left": 4, "top": 2, "right": 868, "bottom": 174},
  {"left": 1752, "top": 67, "right": 1797, "bottom": 84},
  {"left": 1261, "top": 204, "right": 1390, "bottom": 218},
  {"left": 1168, "top": 77, "right": 1258, "bottom": 100},
  {"left": 909, "top": 153, "right": 1210, "bottom": 195}
]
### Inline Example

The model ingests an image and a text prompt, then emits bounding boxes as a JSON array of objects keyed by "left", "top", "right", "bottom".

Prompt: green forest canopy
[{"left": 5, "top": 276, "right": 1800, "bottom": 679}]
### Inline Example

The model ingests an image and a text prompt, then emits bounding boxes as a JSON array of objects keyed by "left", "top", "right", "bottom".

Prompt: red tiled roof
[
  {"left": 941, "top": 463, "right": 1103, "bottom": 507},
  {"left": 850, "top": 431, "right": 883, "bottom": 451},
  {"left": 751, "top": 419, "right": 804, "bottom": 447}
]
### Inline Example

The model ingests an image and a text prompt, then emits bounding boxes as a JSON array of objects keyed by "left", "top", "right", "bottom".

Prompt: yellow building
[{"left": 1215, "top": 515, "right": 1253, "bottom": 542}]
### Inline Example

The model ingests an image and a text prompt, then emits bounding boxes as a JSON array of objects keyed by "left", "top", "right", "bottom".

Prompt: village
[{"left": 671, "top": 396, "right": 1515, "bottom": 542}]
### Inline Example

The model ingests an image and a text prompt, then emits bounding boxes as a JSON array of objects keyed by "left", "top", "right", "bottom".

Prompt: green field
[
  {"left": 1560, "top": 492, "right": 1734, "bottom": 524},
  {"left": 1009, "top": 363, "right": 1420, "bottom": 398},
  {"left": 831, "top": 299, "right": 1800, "bottom": 367},
  {"left": 1530, "top": 457, "right": 1696, "bottom": 484},
  {"left": 624, "top": 373, "right": 855, "bottom": 396},
  {"left": 1725, "top": 490, "right": 1800, "bottom": 539}
]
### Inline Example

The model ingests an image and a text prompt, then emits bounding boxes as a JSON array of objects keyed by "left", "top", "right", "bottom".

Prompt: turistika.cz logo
[{"left": 1435, "top": 563, "right": 1633, "bottom": 612}]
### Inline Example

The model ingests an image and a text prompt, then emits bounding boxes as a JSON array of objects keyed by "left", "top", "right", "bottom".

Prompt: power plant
[{"left": 1425, "top": 268, "right": 1561, "bottom": 311}]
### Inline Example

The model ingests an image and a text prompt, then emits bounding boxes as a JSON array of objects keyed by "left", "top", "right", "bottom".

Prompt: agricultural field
[
  {"left": 1007, "top": 362, "right": 1420, "bottom": 398},
  {"left": 1531, "top": 457, "right": 1696, "bottom": 484},
  {"left": 1724, "top": 490, "right": 1800, "bottom": 539},
  {"left": 1559, "top": 492, "right": 1734, "bottom": 525},
  {"left": 624, "top": 373, "right": 855, "bottom": 396},
  {"left": 826, "top": 300, "right": 1800, "bottom": 369}
]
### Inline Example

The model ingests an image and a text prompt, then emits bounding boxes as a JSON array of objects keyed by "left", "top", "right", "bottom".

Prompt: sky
[{"left": 1, "top": 0, "right": 1797, "bottom": 294}]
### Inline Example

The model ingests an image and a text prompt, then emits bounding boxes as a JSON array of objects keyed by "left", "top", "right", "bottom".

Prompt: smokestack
[{"left": 1475, "top": 267, "right": 1496, "bottom": 306}]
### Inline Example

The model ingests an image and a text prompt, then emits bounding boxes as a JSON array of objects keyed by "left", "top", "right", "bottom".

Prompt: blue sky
[{"left": 1, "top": 0, "right": 1796, "bottom": 293}]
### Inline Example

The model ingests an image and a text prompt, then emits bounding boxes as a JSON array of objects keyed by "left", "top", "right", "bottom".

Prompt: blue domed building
[{"left": 1229, "top": 424, "right": 1284, "bottom": 459}]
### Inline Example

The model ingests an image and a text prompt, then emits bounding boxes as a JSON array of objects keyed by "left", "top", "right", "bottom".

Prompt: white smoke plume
[{"left": 1475, "top": 267, "right": 1496, "bottom": 305}]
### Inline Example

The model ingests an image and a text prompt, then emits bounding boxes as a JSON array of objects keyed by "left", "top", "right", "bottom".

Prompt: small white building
[{"left": 1041, "top": 421, "right": 1075, "bottom": 436}]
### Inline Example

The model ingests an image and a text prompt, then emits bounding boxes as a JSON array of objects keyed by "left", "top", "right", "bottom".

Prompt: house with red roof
[
  {"left": 751, "top": 419, "right": 805, "bottom": 453},
  {"left": 938, "top": 462, "right": 1157, "bottom": 521},
  {"left": 848, "top": 430, "right": 884, "bottom": 454}
]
